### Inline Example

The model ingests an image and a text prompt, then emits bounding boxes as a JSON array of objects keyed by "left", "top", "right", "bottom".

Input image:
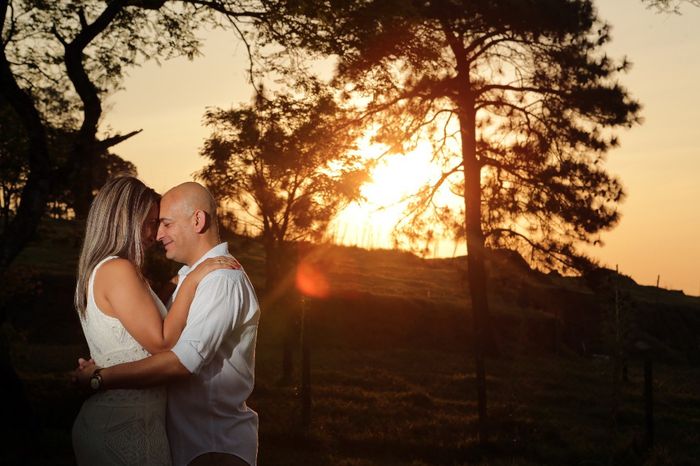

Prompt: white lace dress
[{"left": 72, "top": 256, "right": 171, "bottom": 465}]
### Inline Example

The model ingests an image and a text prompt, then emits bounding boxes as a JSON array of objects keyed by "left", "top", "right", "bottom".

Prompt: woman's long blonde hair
[{"left": 75, "top": 176, "right": 160, "bottom": 316}]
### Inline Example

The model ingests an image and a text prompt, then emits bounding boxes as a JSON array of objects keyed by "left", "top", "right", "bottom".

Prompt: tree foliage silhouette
[
  {"left": 198, "top": 84, "right": 365, "bottom": 286},
  {"left": 643, "top": 0, "right": 700, "bottom": 12},
  {"left": 0, "top": 0, "right": 284, "bottom": 270},
  {"left": 0, "top": 98, "right": 135, "bottom": 227},
  {"left": 268, "top": 0, "right": 642, "bottom": 442}
]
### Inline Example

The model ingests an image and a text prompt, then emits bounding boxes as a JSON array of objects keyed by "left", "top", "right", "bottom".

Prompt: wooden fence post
[
  {"left": 300, "top": 296, "right": 311, "bottom": 432},
  {"left": 635, "top": 340, "right": 654, "bottom": 449},
  {"left": 643, "top": 353, "right": 654, "bottom": 448}
]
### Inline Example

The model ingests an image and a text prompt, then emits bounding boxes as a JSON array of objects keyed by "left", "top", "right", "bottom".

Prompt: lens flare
[{"left": 296, "top": 261, "right": 330, "bottom": 298}]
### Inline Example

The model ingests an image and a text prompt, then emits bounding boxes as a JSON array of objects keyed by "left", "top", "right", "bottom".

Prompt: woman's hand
[
  {"left": 187, "top": 256, "right": 241, "bottom": 285},
  {"left": 72, "top": 358, "right": 98, "bottom": 391}
]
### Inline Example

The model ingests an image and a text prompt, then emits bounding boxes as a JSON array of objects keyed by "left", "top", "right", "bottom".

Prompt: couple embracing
[{"left": 72, "top": 177, "right": 259, "bottom": 466}]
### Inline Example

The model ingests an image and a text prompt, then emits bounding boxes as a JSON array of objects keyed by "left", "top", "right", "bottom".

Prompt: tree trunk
[
  {"left": 0, "top": 66, "right": 48, "bottom": 457},
  {"left": 71, "top": 145, "right": 95, "bottom": 219},
  {"left": 281, "top": 325, "right": 295, "bottom": 384},
  {"left": 61, "top": 0, "right": 128, "bottom": 219},
  {"left": 263, "top": 237, "right": 300, "bottom": 386},
  {"left": 300, "top": 296, "right": 311, "bottom": 431},
  {"left": 281, "top": 243, "right": 302, "bottom": 385},
  {"left": 0, "top": 33, "right": 52, "bottom": 271},
  {"left": 263, "top": 236, "right": 280, "bottom": 294},
  {"left": 458, "top": 92, "right": 491, "bottom": 444},
  {"left": 64, "top": 31, "right": 102, "bottom": 219}
]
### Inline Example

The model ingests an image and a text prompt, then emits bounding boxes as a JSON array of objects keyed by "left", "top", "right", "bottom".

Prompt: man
[{"left": 76, "top": 182, "right": 259, "bottom": 466}]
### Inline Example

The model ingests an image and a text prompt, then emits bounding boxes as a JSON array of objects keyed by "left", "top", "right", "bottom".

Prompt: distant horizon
[{"left": 211, "top": 218, "right": 700, "bottom": 298}]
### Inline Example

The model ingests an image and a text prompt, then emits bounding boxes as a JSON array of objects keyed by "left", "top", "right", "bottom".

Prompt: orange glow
[
  {"left": 296, "top": 261, "right": 331, "bottom": 298},
  {"left": 330, "top": 140, "right": 465, "bottom": 256},
  {"left": 335, "top": 141, "right": 441, "bottom": 232},
  {"left": 361, "top": 144, "right": 441, "bottom": 205}
]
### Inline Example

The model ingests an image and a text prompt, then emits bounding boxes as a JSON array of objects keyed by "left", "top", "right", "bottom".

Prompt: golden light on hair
[{"left": 74, "top": 176, "right": 160, "bottom": 316}]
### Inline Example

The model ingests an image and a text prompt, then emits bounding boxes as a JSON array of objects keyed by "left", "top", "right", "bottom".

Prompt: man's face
[
  {"left": 157, "top": 194, "right": 195, "bottom": 264},
  {"left": 141, "top": 203, "right": 159, "bottom": 250}
]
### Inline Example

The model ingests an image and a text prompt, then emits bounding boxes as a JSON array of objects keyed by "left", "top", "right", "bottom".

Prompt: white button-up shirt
[{"left": 168, "top": 243, "right": 259, "bottom": 466}]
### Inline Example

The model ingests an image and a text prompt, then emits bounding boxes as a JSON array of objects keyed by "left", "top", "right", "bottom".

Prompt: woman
[{"left": 71, "top": 176, "right": 237, "bottom": 465}]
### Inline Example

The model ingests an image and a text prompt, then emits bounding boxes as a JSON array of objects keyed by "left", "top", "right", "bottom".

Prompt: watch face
[{"left": 90, "top": 376, "right": 100, "bottom": 390}]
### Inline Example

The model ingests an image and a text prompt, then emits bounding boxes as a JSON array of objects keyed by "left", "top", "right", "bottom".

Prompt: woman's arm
[
  {"left": 74, "top": 351, "right": 190, "bottom": 390},
  {"left": 94, "top": 257, "right": 239, "bottom": 354}
]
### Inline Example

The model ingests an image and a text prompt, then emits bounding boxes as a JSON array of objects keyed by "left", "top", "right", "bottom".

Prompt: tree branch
[
  {"left": 226, "top": 14, "right": 260, "bottom": 94},
  {"left": 476, "top": 83, "right": 564, "bottom": 98},
  {"left": 183, "top": 0, "right": 267, "bottom": 19},
  {"left": 97, "top": 129, "right": 143, "bottom": 151},
  {"left": 398, "top": 161, "right": 463, "bottom": 224},
  {"left": 467, "top": 38, "right": 508, "bottom": 64},
  {"left": 485, "top": 227, "right": 577, "bottom": 270}
]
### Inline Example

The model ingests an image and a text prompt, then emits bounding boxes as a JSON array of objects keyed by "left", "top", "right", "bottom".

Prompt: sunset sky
[{"left": 104, "top": 0, "right": 700, "bottom": 295}]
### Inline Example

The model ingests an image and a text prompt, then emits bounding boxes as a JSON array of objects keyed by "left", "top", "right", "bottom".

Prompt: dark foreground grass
[
  {"left": 254, "top": 348, "right": 700, "bottom": 466},
  {"left": 7, "top": 335, "right": 700, "bottom": 465}
]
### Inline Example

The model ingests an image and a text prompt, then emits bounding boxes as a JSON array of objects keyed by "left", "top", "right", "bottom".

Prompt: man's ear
[{"left": 193, "top": 210, "right": 208, "bottom": 233}]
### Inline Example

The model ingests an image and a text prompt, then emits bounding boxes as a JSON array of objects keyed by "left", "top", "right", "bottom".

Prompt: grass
[{"left": 8, "top": 325, "right": 700, "bottom": 465}]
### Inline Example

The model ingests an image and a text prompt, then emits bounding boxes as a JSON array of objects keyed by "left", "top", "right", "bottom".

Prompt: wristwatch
[{"left": 89, "top": 368, "right": 103, "bottom": 391}]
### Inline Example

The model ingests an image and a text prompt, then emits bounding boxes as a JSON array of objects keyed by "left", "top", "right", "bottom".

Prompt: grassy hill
[
  {"left": 2, "top": 218, "right": 700, "bottom": 465},
  {"left": 272, "top": 241, "right": 700, "bottom": 360}
]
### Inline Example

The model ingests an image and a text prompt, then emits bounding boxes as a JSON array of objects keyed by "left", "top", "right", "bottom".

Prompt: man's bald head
[
  {"left": 164, "top": 182, "right": 218, "bottom": 219},
  {"left": 157, "top": 181, "right": 221, "bottom": 265}
]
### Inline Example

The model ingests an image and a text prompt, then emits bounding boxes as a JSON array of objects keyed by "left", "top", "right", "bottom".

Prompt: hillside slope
[{"left": 7, "top": 219, "right": 700, "bottom": 359}]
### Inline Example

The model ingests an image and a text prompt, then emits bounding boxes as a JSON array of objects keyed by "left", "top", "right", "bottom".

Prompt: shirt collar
[{"left": 177, "top": 242, "right": 230, "bottom": 277}]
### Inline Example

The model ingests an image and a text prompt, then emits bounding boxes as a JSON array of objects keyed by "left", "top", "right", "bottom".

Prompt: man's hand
[{"left": 188, "top": 256, "right": 241, "bottom": 285}]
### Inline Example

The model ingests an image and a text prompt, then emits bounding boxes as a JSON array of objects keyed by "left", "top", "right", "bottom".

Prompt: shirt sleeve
[{"left": 171, "top": 270, "right": 245, "bottom": 374}]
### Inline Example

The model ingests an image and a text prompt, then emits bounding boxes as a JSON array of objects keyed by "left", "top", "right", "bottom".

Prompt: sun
[
  {"left": 330, "top": 140, "right": 464, "bottom": 256},
  {"left": 360, "top": 144, "right": 437, "bottom": 204}
]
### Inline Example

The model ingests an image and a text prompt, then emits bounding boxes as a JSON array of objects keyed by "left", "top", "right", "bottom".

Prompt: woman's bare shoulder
[
  {"left": 93, "top": 258, "right": 147, "bottom": 317},
  {"left": 95, "top": 257, "right": 141, "bottom": 284}
]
